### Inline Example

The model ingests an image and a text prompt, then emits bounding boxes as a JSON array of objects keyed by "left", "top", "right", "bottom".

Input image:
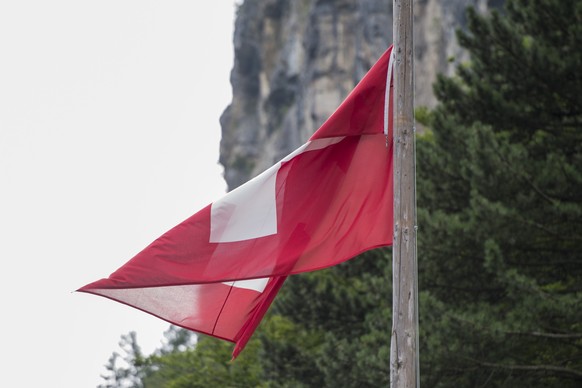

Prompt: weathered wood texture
[{"left": 391, "top": 0, "right": 419, "bottom": 387}]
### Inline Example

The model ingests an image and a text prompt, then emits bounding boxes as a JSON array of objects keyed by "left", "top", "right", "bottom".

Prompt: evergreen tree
[
  {"left": 141, "top": 335, "right": 264, "bottom": 388},
  {"left": 99, "top": 331, "right": 147, "bottom": 388},
  {"left": 259, "top": 249, "right": 392, "bottom": 387},
  {"left": 101, "top": 327, "right": 264, "bottom": 387},
  {"left": 417, "top": 0, "right": 582, "bottom": 386}
]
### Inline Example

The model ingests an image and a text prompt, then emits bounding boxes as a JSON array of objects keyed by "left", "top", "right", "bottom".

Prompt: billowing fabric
[{"left": 79, "top": 46, "right": 394, "bottom": 358}]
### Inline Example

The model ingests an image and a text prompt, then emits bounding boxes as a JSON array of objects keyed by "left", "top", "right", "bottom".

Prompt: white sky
[{"left": 0, "top": 2, "right": 237, "bottom": 386}]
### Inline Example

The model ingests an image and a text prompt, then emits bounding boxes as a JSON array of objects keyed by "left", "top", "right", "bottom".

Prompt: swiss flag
[{"left": 79, "top": 46, "right": 394, "bottom": 358}]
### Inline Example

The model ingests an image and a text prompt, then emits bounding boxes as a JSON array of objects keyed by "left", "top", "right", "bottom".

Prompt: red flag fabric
[{"left": 79, "top": 45, "right": 394, "bottom": 358}]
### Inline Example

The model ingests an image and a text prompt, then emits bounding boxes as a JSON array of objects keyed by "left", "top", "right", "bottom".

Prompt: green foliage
[
  {"left": 99, "top": 331, "right": 147, "bottom": 388},
  {"left": 417, "top": 0, "right": 582, "bottom": 385},
  {"left": 259, "top": 248, "right": 393, "bottom": 387},
  {"left": 101, "top": 327, "right": 266, "bottom": 388},
  {"left": 142, "top": 336, "right": 265, "bottom": 388},
  {"left": 415, "top": 106, "right": 433, "bottom": 127}
]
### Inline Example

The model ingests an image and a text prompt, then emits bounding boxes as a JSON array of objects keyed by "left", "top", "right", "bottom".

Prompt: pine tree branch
[
  {"left": 425, "top": 282, "right": 503, "bottom": 295},
  {"left": 470, "top": 359, "right": 582, "bottom": 380},
  {"left": 506, "top": 331, "right": 582, "bottom": 340},
  {"left": 486, "top": 139, "right": 559, "bottom": 205}
]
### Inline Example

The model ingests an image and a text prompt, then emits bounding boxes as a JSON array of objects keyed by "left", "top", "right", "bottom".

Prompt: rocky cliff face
[{"left": 219, "top": 0, "right": 501, "bottom": 190}]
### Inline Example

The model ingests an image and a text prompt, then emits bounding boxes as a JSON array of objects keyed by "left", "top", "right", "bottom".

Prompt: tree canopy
[{"left": 416, "top": 0, "right": 581, "bottom": 385}]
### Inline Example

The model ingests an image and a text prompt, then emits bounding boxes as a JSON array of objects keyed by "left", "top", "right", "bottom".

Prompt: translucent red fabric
[{"left": 79, "top": 46, "right": 393, "bottom": 358}]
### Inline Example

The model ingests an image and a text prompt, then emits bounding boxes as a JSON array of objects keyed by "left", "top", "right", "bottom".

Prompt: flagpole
[{"left": 391, "top": 0, "right": 419, "bottom": 387}]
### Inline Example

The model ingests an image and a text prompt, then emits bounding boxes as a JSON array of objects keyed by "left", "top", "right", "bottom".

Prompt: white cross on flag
[{"left": 79, "top": 46, "right": 394, "bottom": 358}]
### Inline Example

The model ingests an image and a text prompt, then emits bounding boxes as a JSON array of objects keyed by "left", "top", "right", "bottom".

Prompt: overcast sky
[{"left": 0, "top": 2, "right": 237, "bottom": 386}]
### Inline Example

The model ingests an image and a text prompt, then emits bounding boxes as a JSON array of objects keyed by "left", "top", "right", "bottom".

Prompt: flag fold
[{"left": 78, "top": 45, "right": 394, "bottom": 358}]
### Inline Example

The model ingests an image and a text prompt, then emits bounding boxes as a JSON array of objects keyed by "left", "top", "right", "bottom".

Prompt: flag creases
[{"left": 78, "top": 46, "right": 394, "bottom": 358}]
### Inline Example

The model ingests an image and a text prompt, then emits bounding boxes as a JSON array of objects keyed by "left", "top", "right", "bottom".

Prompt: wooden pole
[{"left": 391, "top": 0, "right": 419, "bottom": 387}]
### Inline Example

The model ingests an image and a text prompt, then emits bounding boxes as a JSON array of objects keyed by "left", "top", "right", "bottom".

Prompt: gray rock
[{"left": 219, "top": 0, "right": 502, "bottom": 190}]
